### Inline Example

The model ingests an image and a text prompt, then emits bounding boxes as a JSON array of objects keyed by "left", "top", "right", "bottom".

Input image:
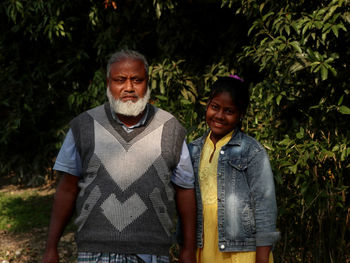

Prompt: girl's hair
[{"left": 208, "top": 76, "right": 250, "bottom": 116}]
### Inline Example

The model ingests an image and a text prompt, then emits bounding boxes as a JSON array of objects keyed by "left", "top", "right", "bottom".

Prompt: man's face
[{"left": 107, "top": 58, "right": 148, "bottom": 102}]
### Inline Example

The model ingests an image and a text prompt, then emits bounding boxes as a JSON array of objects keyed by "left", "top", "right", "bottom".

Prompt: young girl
[{"left": 189, "top": 76, "right": 279, "bottom": 263}]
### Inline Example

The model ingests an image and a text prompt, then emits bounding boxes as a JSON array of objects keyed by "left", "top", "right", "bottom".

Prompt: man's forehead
[
  {"left": 113, "top": 58, "right": 145, "bottom": 67},
  {"left": 111, "top": 59, "right": 146, "bottom": 75}
]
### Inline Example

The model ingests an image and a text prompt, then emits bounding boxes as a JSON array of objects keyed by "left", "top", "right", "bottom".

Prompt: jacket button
[
  {"left": 220, "top": 244, "right": 225, "bottom": 250},
  {"left": 220, "top": 150, "right": 224, "bottom": 154}
]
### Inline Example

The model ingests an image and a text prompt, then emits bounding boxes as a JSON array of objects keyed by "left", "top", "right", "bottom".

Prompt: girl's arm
[
  {"left": 256, "top": 246, "right": 271, "bottom": 263},
  {"left": 246, "top": 146, "right": 279, "bottom": 250}
]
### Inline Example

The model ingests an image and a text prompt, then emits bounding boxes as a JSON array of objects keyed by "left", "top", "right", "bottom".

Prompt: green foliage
[
  {"left": 0, "top": 0, "right": 244, "bottom": 183},
  {"left": 67, "top": 69, "right": 107, "bottom": 115},
  {"left": 234, "top": 0, "right": 350, "bottom": 261},
  {"left": 150, "top": 59, "right": 203, "bottom": 141},
  {"left": 0, "top": 0, "right": 349, "bottom": 261}
]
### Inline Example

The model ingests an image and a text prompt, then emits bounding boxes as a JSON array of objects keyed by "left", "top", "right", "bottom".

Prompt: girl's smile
[{"left": 206, "top": 91, "right": 241, "bottom": 145}]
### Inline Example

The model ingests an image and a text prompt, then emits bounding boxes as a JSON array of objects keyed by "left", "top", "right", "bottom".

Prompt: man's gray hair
[{"left": 106, "top": 49, "right": 149, "bottom": 79}]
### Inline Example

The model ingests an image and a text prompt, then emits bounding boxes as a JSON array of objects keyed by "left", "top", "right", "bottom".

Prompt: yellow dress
[{"left": 196, "top": 131, "right": 273, "bottom": 263}]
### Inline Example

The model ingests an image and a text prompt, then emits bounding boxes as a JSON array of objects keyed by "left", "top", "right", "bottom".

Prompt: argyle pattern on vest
[{"left": 70, "top": 103, "right": 186, "bottom": 255}]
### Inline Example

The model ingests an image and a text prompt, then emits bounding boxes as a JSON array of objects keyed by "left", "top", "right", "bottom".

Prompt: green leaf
[
  {"left": 337, "top": 95, "right": 344, "bottom": 106},
  {"left": 332, "top": 145, "right": 339, "bottom": 152},
  {"left": 338, "top": 23, "right": 347, "bottom": 32},
  {"left": 295, "top": 132, "right": 304, "bottom": 139},
  {"left": 262, "top": 12, "right": 274, "bottom": 22},
  {"left": 276, "top": 94, "right": 282, "bottom": 105},
  {"left": 160, "top": 81, "right": 165, "bottom": 94},
  {"left": 289, "top": 164, "right": 298, "bottom": 174},
  {"left": 341, "top": 148, "right": 350, "bottom": 161},
  {"left": 296, "top": 127, "right": 304, "bottom": 139},
  {"left": 248, "top": 21, "right": 260, "bottom": 36},
  {"left": 331, "top": 26, "right": 339, "bottom": 37},
  {"left": 259, "top": 3, "right": 265, "bottom": 13},
  {"left": 290, "top": 41, "right": 302, "bottom": 53},
  {"left": 279, "top": 137, "right": 293, "bottom": 146},
  {"left": 320, "top": 65, "right": 328, "bottom": 80},
  {"left": 339, "top": 105, "right": 350, "bottom": 114},
  {"left": 180, "top": 99, "right": 191, "bottom": 105},
  {"left": 155, "top": 95, "right": 168, "bottom": 101}
]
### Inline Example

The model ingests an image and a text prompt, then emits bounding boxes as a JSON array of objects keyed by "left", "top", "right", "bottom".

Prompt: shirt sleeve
[
  {"left": 171, "top": 140, "right": 195, "bottom": 189},
  {"left": 53, "top": 129, "right": 82, "bottom": 177}
]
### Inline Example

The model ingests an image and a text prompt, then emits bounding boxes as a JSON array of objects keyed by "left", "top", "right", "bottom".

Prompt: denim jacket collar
[{"left": 192, "top": 128, "right": 242, "bottom": 148}]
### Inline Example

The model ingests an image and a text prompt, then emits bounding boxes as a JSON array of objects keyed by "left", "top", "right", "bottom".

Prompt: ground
[
  {"left": 0, "top": 177, "right": 77, "bottom": 263},
  {"left": 0, "top": 228, "right": 76, "bottom": 263}
]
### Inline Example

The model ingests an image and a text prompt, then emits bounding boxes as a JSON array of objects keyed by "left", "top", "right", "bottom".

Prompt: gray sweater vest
[{"left": 70, "top": 103, "right": 186, "bottom": 255}]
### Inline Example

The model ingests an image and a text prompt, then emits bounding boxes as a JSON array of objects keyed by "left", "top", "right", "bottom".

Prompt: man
[{"left": 42, "top": 50, "right": 196, "bottom": 263}]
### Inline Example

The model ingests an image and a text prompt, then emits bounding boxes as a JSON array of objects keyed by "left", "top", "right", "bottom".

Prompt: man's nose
[{"left": 125, "top": 78, "right": 134, "bottom": 91}]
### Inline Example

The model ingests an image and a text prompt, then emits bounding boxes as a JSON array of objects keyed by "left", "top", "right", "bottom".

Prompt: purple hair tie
[{"left": 229, "top": 74, "right": 244, "bottom": 82}]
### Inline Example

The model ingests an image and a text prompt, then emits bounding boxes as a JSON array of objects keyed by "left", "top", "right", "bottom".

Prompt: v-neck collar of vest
[{"left": 104, "top": 102, "right": 156, "bottom": 143}]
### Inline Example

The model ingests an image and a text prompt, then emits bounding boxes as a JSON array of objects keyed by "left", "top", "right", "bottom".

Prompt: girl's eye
[{"left": 211, "top": 104, "right": 219, "bottom": 110}]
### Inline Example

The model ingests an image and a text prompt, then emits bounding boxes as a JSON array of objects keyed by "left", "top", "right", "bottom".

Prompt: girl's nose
[{"left": 215, "top": 110, "right": 224, "bottom": 119}]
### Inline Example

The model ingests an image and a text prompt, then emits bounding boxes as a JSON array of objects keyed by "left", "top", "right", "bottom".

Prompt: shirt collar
[
  {"left": 110, "top": 104, "right": 149, "bottom": 132},
  {"left": 193, "top": 128, "right": 241, "bottom": 147},
  {"left": 207, "top": 130, "right": 234, "bottom": 148}
]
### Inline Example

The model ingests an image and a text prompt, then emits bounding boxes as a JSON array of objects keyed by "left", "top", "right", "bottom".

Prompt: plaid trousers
[{"left": 77, "top": 252, "right": 169, "bottom": 263}]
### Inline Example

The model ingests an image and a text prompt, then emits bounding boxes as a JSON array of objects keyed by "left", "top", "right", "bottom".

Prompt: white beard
[{"left": 107, "top": 87, "right": 150, "bottom": 116}]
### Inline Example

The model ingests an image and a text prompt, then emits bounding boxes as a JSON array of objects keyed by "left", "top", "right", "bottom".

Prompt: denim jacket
[{"left": 189, "top": 129, "right": 280, "bottom": 252}]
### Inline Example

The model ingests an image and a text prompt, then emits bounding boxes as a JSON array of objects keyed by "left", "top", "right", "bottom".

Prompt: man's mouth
[{"left": 121, "top": 95, "right": 138, "bottom": 101}]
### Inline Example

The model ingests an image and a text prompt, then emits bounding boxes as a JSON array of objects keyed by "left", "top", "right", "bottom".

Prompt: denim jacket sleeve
[{"left": 246, "top": 145, "right": 280, "bottom": 247}]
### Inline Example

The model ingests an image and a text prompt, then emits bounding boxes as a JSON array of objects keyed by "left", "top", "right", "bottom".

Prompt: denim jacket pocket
[
  {"left": 242, "top": 203, "right": 256, "bottom": 235},
  {"left": 228, "top": 159, "right": 255, "bottom": 236},
  {"left": 228, "top": 159, "right": 248, "bottom": 171}
]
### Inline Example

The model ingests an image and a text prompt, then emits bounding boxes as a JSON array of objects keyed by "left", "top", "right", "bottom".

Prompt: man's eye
[
  {"left": 132, "top": 78, "right": 144, "bottom": 83},
  {"left": 115, "top": 78, "right": 125, "bottom": 83}
]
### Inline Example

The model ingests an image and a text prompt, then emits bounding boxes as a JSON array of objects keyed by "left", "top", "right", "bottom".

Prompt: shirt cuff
[
  {"left": 255, "top": 231, "right": 280, "bottom": 247},
  {"left": 53, "top": 161, "right": 80, "bottom": 177},
  {"left": 171, "top": 141, "right": 195, "bottom": 189}
]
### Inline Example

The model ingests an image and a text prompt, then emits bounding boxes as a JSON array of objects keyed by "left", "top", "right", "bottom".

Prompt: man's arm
[
  {"left": 42, "top": 173, "right": 79, "bottom": 263},
  {"left": 174, "top": 185, "right": 196, "bottom": 263}
]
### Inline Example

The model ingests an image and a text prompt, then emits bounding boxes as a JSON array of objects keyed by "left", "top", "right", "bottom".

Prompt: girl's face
[{"left": 206, "top": 91, "right": 241, "bottom": 144}]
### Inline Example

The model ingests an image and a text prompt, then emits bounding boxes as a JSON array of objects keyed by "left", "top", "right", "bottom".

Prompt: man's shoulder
[
  {"left": 151, "top": 105, "right": 181, "bottom": 124},
  {"left": 86, "top": 103, "right": 106, "bottom": 116},
  {"left": 70, "top": 103, "right": 106, "bottom": 124}
]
